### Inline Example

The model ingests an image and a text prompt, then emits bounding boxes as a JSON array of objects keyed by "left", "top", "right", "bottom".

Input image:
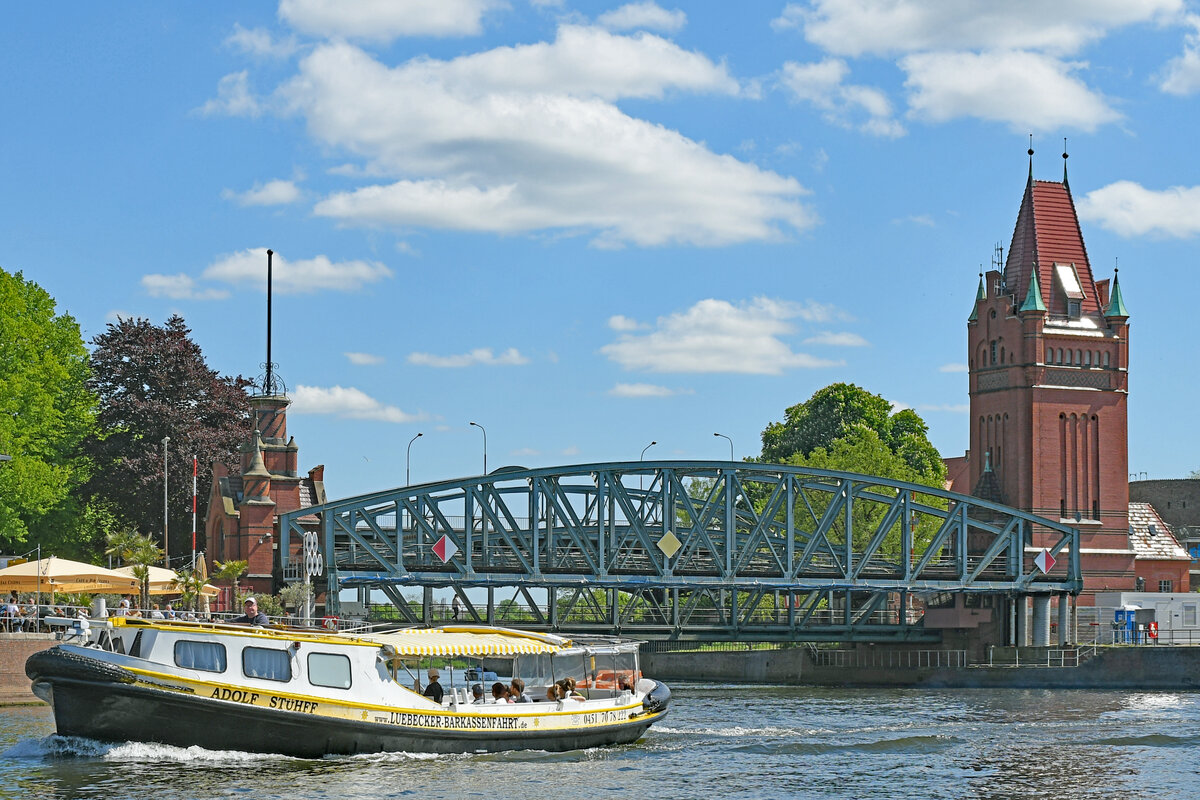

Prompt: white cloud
[
  {"left": 511, "top": 447, "right": 541, "bottom": 457},
  {"left": 608, "top": 314, "right": 647, "bottom": 331},
  {"left": 779, "top": 59, "right": 904, "bottom": 137},
  {"left": 1160, "top": 14, "right": 1200, "bottom": 95},
  {"left": 561, "top": 446, "right": 580, "bottom": 456},
  {"left": 1076, "top": 180, "right": 1200, "bottom": 238},
  {"left": 600, "top": 297, "right": 845, "bottom": 374},
  {"left": 141, "top": 273, "right": 229, "bottom": 301},
  {"left": 902, "top": 51, "right": 1121, "bottom": 132},
  {"left": 345, "top": 352, "right": 385, "bottom": 366},
  {"left": 222, "top": 179, "right": 302, "bottom": 206},
  {"left": 197, "top": 71, "right": 263, "bottom": 117},
  {"left": 203, "top": 247, "right": 392, "bottom": 293},
  {"left": 105, "top": 309, "right": 132, "bottom": 323},
  {"left": 276, "top": 34, "right": 812, "bottom": 247},
  {"left": 226, "top": 24, "right": 300, "bottom": 59},
  {"left": 597, "top": 2, "right": 686, "bottom": 33},
  {"left": 780, "top": 0, "right": 1182, "bottom": 58},
  {"left": 917, "top": 403, "right": 971, "bottom": 413},
  {"left": 291, "top": 384, "right": 423, "bottom": 423},
  {"left": 407, "top": 348, "right": 529, "bottom": 368},
  {"left": 279, "top": 0, "right": 505, "bottom": 40},
  {"left": 939, "top": 362, "right": 968, "bottom": 373},
  {"left": 609, "top": 382, "right": 683, "bottom": 397},
  {"left": 803, "top": 331, "right": 869, "bottom": 347},
  {"left": 895, "top": 214, "right": 935, "bottom": 227}
]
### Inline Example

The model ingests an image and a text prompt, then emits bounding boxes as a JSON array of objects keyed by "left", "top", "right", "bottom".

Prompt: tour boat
[{"left": 25, "top": 617, "right": 670, "bottom": 757}]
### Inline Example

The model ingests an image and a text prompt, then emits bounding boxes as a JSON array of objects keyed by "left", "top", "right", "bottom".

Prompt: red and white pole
[{"left": 192, "top": 455, "right": 198, "bottom": 570}]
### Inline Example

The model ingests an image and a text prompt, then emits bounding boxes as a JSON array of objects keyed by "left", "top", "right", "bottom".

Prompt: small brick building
[
  {"left": 205, "top": 394, "right": 325, "bottom": 606},
  {"left": 1128, "top": 502, "right": 1190, "bottom": 593},
  {"left": 945, "top": 157, "right": 1137, "bottom": 600}
]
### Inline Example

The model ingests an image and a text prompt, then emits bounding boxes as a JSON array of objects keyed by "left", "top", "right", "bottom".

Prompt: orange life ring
[
  {"left": 322, "top": 615, "right": 339, "bottom": 630},
  {"left": 1148, "top": 621, "right": 1159, "bottom": 639}
]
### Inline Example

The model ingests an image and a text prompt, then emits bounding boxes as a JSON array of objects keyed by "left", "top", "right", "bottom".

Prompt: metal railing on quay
[{"left": 810, "top": 648, "right": 967, "bottom": 669}]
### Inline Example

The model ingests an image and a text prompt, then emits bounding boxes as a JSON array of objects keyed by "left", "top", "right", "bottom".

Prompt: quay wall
[
  {"left": 641, "top": 646, "right": 1200, "bottom": 690},
  {"left": 0, "top": 636, "right": 55, "bottom": 704}
]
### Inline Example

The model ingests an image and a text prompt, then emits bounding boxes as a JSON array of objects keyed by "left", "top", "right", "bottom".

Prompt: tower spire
[
  {"left": 1020, "top": 265, "right": 1046, "bottom": 313},
  {"left": 968, "top": 270, "right": 985, "bottom": 322},
  {"left": 1027, "top": 134, "right": 1034, "bottom": 181},
  {"left": 1105, "top": 267, "right": 1130, "bottom": 319},
  {"left": 1062, "top": 137, "right": 1069, "bottom": 189}
]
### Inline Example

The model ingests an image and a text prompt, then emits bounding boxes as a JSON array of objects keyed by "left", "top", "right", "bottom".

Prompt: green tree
[
  {"left": 212, "top": 559, "right": 248, "bottom": 607},
  {"left": 105, "top": 528, "right": 162, "bottom": 610},
  {"left": 0, "top": 269, "right": 96, "bottom": 551},
  {"left": 84, "top": 315, "right": 251, "bottom": 563},
  {"left": 759, "top": 383, "right": 947, "bottom": 486}
]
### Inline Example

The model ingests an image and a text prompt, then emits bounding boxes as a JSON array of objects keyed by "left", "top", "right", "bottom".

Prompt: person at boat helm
[
  {"left": 421, "top": 669, "right": 444, "bottom": 703},
  {"left": 230, "top": 597, "right": 268, "bottom": 625}
]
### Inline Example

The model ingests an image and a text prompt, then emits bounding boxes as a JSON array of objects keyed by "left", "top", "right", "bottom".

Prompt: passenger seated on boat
[
  {"left": 421, "top": 669, "right": 444, "bottom": 703},
  {"left": 471, "top": 684, "right": 486, "bottom": 704},
  {"left": 230, "top": 597, "right": 268, "bottom": 625},
  {"left": 509, "top": 677, "right": 529, "bottom": 703},
  {"left": 491, "top": 682, "right": 512, "bottom": 703}
]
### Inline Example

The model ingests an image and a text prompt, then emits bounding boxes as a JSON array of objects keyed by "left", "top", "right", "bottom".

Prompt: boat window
[
  {"left": 128, "top": 630, "right": 144, "bottom": 658},
  {"left": 243, "top": 647, "right": 292, "bottom": 682},
  {"left": 175, "top": 640, "right": 227, "bottom": 673},
  {"left": 308, "top": 652, "right": 352, "bottom": 689}
]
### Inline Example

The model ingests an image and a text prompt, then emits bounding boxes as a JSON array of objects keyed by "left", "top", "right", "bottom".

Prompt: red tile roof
[{"left": 1003, "top": 179, "right": 1101, "bottom": 316}]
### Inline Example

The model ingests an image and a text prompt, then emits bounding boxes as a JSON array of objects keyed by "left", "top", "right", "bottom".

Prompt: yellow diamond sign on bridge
[{"left": 657, "top": 530, "right": 682, "bottom": 559}]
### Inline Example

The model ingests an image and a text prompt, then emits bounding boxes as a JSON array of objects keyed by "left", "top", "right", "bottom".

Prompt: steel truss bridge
[{"left": 279, "top": 462, "right": 1080, "bottom": 642}]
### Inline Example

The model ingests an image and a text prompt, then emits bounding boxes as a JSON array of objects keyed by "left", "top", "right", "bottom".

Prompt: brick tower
[
  {"left": 956, "top": 152, "right": 1135, "bottom": 598},
  {"left": 206, "top": 393, "right": 326, "bottom": 605}
]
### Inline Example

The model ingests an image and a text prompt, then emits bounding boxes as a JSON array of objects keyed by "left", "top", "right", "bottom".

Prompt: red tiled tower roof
[{"left": 1003, "top": 178, "right": 1100, "bottom": 317}]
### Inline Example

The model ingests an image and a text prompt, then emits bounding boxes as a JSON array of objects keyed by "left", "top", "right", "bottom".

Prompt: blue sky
[{"left": 3, "top": 1, "right": 1199, "bottom": 499}]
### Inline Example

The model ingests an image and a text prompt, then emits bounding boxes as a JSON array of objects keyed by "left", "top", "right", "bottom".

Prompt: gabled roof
[
  {"left": 1129, "top": 502, "right": 1190, "bottom": 561},
  {"left": 1004, "top": 179, "right": 1100, "bottom": 317}
]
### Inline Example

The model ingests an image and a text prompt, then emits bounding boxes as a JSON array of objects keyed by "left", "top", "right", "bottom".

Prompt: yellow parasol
[
  {"left": 0, "top": 557, "right": 139, "bottom": 594},
  {"left": 112, "top": 565, "right": 220, "bottom": 597}
]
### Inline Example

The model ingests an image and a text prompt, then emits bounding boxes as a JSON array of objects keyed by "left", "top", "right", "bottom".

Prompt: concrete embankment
[{"left": 642, "top": 645, "right": 1200, "bottom": 690}]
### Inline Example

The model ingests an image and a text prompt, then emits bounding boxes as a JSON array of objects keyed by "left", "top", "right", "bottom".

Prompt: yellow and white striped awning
[{"left": 355, "top": 626, "right": 571, "bottom": 658}]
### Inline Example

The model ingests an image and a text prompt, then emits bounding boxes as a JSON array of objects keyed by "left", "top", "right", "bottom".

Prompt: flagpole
[{"left": 192, "top": 455, "right": 198, "bottom": 571}]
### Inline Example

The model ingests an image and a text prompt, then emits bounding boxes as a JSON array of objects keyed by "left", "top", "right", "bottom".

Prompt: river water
[{"left": 3, "top": 685, "right": 1199, "bottom": 800}]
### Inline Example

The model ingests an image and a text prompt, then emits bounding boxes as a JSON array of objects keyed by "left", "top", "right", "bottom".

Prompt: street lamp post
[
  {"left": 162, "top": 436, "right": 170, "bottom": 566},
  {"left": 639, "top": 441, "right": 656, "bottom": 491},
  {"left": 713, "top": 432, "right": 733, "bottom": 461},
  {"left": 406, "top": 432, "right": 423, "bottom": 486},
  {"left": 469, "top": 421, "right": 488, "bottom": 475}
]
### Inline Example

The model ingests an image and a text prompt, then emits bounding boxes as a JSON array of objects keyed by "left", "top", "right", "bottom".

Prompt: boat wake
[{"left": 2, "top": 735, "right": 299, "bottom": 763}]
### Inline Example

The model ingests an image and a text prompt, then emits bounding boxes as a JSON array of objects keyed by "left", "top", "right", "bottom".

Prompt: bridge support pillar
[
  {"left": 1015, "top": 595, "right": 1028, "bottom": 647},
  {"left": 1057, "top": 593, "right": 1070, "bottom": 646},
  {"left": 1031, "top": 595, "right": 1051, "bottom": 647}
]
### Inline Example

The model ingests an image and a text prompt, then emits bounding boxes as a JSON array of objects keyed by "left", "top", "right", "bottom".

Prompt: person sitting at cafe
[{"left": 230, "top": 597, "right": 268, "bottom": 625}]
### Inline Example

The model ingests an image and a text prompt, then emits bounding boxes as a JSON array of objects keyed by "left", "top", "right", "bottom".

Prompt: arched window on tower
[
  {"left": 1103, "top": 351, "right": 1110, "bottom": 368},
  {"left": 1076, "top": 349, "right": 1083, "bottom": 365},
  {"left": 1000, "top": 346, "right": 1005, "bottom": 364},
  {"left": 1066, "top": 349, "right": 1072, "bottom": 365},
  {"left": 1084, "top": 351, "right": 1091, "bottom": 367},
  {"left": 990, "top": 340, "right": 997, "bottom": 365}
]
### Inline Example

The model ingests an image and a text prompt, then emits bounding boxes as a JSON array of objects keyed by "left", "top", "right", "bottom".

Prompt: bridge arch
[{"left": 278, "top": 461, "right": 1079, "bottom": 641}]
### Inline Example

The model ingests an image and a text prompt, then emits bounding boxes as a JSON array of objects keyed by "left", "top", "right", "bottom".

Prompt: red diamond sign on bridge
[
  {"left": 432, "top": 534, "right": 458, "bottom": 563},
  {"left": 1034, "top": 548, "right": 1056, "bottom": 574}
]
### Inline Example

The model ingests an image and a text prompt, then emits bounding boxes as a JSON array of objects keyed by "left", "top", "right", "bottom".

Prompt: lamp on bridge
[
  {"left": 469, "top": 421, "right": 488, "bottom": 476},
  {"left": 639, "top": 441, "right": 656, "bottom": 491},
  {"left": 713, "top": 432, "right": 733, "bottom": 462},
  {"left": 406, "top": 432, "right": 423, "bottom": 486}
]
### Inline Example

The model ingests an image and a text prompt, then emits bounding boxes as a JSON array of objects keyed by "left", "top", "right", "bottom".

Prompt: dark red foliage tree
[{"left": 84, "top": 315, "right": 251, "bottom": 564}]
